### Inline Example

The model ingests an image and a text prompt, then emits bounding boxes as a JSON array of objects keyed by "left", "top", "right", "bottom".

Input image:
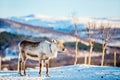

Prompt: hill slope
[
  {"left": 0, "top": 18, "right": 89, "bottom": 44},
  {"left": 0, "top": 65, "right": 120, "bottom": 80}
]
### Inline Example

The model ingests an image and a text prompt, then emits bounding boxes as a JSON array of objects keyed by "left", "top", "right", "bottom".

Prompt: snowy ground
[{"left": 0, "top": 64, "right": 120, "bottom": 80}]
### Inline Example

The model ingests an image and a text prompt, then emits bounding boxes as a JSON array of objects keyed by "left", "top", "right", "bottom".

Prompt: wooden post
[
  {"left": 84, "top": 55, "right": 87, "bottom": 64},
  {"left": 114, "top": 50, "right": 116, "bottom": 67},
  {"left": 0, "top": 56, "right": 1, "bottom": 70}
]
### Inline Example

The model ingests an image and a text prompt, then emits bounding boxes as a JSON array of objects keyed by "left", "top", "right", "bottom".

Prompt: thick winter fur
[{"left": 18, "top": 39, "right": 65, "bottom": 77}]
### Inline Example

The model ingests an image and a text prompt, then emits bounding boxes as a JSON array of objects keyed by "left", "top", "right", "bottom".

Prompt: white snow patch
[{"left": 0, "top": 64, "right": 120, "bottom": 80}]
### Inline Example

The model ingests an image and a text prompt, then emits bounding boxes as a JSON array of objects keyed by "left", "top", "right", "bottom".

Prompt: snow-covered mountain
[
  {"left": 9, "top": 14, "right": 86, "bottom": 33},
  {"left": 9, "top": 14, "right": 120, "bottom": 38},
  {"left": 1, "top": 14, "right": 120, "bottom": 41},
  {"left": 0, "top": 18, "right": 84, "bottom": 42},
  {"left": 10, "top": 14, "right": 120, "bottom": 29}
]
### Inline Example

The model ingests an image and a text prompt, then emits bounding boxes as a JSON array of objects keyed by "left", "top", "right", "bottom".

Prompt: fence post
[
  {"left": 0, "top": 56, "right": 1, "bottom": 70},
  {"left": 114, "top": 50, "right": 116, "bottom": 67},
  {"left": 84, "top": 55, "right": 87, "bottom": 64}
]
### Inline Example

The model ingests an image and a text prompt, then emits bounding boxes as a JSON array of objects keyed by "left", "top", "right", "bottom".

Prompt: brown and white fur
[{"left": 18, "top": 39, "right": 65, "bottom": 77}]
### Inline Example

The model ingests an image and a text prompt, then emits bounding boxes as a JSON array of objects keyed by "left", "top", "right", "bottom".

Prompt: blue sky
[{"left": 0, "top": 0, "right": 120, "bottom": 18}]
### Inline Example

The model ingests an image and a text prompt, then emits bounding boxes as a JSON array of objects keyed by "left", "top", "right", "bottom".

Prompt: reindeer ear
[{"left": 52, "top": 39, "right": 57, "bottom": 43}]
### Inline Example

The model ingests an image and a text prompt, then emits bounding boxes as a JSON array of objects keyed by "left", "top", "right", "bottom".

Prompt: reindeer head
[{"left": 52, "top": 39, "right": 66, "bottom": 51}]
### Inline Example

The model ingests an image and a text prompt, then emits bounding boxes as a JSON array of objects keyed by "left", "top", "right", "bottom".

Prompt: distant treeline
[
  {"left": 0, "top": 32, "right": 23, "bottom": 49},
  {"left": 0, "top": 32, "right": 49, "bottom": 56},
  {"left": 64, "top": 42, "right": 102, "bottom": 52},
  {"left": 0, "top": 32, "right": 50, "bottom": 49}
]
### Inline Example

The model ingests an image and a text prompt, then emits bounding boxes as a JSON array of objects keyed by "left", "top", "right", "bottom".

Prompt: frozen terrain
[{"left": 0, "top": 64, "right": 120, "bottom": 80}]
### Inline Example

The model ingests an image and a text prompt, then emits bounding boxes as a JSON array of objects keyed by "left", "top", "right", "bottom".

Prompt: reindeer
[{"left": 18, "top": 39, "right": 66, "bottom": 77}]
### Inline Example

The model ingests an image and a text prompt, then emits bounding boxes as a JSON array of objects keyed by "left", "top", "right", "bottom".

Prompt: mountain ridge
[{"left": 0, "top": 18, "right": 89, "bottom": 45}]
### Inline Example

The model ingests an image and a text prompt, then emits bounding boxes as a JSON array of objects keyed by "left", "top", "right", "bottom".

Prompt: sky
[{"left": 0, "top": 0, "right": 120, "bottom": 18}]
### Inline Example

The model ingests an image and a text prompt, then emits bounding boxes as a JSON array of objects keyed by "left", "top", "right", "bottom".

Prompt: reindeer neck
[{"left": 50, "top": 43, "right": 58, "bottom": 54}]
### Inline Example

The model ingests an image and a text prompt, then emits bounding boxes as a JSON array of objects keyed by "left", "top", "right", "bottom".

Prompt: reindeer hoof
[
  {"left": 46, "top": 74, "right": 50, "bottom": 77},
  {"left": 25, "top": 74, "right": 29, "bottom": 76},
  {"left": 39, "top": 74, "right": 42, "bottom": 77},
  {"left": 18, "top": 73, "right": 23, "bottom": 76}
]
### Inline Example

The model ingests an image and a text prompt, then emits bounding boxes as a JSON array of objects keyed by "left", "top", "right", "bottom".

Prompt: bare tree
[
  {"left": 86, "top": 21, "right": 96, "bottom": 65},
  {"left": 74, "top": 23, "right": 78, "bottom": 65},
  {"left": 99, "top": 23, "right": 116, "bottom": 66},
  {"left": 71, "top": 13, "right": 79, "bottom": 65}
]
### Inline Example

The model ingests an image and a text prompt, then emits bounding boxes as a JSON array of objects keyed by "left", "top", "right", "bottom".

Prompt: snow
[
  {"left": 10, "top": 14, "right": 120, "bottom": 29},
  {"left": 6, "top": 14, "right": 120, "bottom": 40},
  {"left": 0, "top": 64, "right": 120, "bottom": 80},
  {"left": 8, "top": 14, "right": 91, "bottom": 33}
]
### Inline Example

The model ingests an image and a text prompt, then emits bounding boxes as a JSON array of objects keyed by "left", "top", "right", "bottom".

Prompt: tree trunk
[
  {"left": 114, "top": 51, "right": 116, "bottom": 67},
  {"left": 88, "top": 42, "right": 93, "bottom": 65},
  {"left": 74, "top": 35, "right": 78, "bottom": 65},
  {"left": 101, "top": 47, "right": 105, "bottom": 66}
]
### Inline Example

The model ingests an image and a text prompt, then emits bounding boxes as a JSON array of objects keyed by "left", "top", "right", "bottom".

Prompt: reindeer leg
[
  {"left": 39, "top": 60, "right": 43, "bottom": 77},
  {"left": 23, "top": 60, "right": 27, "bottom": 76},
  {"left": 46, "top": 59, "right": 50, "bottom": 77},
  {"left": 18, "top": 51, "right": 23, "bottom": 76},
  {"left": 18, "top": 60, "right": 22, "bottom": 76}
]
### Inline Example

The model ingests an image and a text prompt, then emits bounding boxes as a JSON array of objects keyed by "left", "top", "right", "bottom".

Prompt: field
[{"left": 0, "top": 64, "right": 120, "bottom": 80}]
